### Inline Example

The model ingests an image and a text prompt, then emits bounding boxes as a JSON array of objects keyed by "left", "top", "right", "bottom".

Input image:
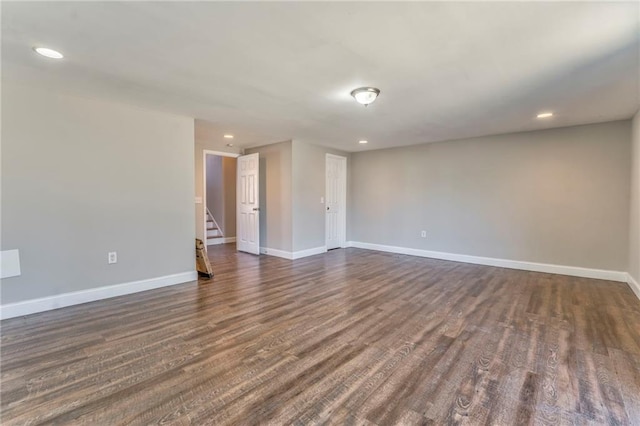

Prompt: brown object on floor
[
  {"left": 1, "top": 244, "right": 639, "bottom": 425},
  {"left": 195, "top": 238, "right": 213, "bottom": 279}
]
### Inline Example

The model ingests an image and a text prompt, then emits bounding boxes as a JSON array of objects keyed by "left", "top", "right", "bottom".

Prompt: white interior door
[
  {"left": 326, "top": 154, "right": 346, "bottom": 250},
  {"left": 237, "top": 153, "right": 260, "bottom": 255}
]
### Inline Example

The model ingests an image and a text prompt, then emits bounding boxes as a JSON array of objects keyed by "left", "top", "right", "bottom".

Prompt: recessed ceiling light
[
  {"left": 351, "top": 87, "right": 380, "bottom": 107},
  {"left": 224, "top": 134, "right": 234, "bottom": 139},
  {"left": 359, "top": 140, "right": 368, "bottom": 144},
  {"left": 537, "top": 112, "right": 553, "bottom": 118},
  {"left": 33, "top": 47, "right": 64, "bottom": 59}
]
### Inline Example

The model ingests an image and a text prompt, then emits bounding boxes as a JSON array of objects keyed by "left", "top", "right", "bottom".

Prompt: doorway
[
  {"left": 203, "top": 150, "right": 239, "bottom": 247},
  {"left": 325, "top": 154, "right": 347, "bottom": 250}
]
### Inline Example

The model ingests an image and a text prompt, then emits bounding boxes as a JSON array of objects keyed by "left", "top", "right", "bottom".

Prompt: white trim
[
  {"left": 206, "top": 207, "right": 224, "bottom": 238},
  {"left": 260, "top": 247, "right": 293, "bottom": 259},
  {"left": 0, "top": 271, "right": 197, "bottom": 320},
  {"left": 259, "top": 246, "right": 327, "bottom": 260},
  {"left": 628, "top": 273, "right": 640, "bottom": 300},
  {"left": 293, "top": 246, "right": 327, "bottom": 260},
  {"left": 202, "top": 149, "right": 241, "bottom": 159},
  {"left": 349, "top": 241, "right": 628, "bottom": 282},
  {"left": 207, "top": 237, "right": 237, "bottom": 246},
  {"left": 202, "top": 149, "right": 240, "bottom": 246}
]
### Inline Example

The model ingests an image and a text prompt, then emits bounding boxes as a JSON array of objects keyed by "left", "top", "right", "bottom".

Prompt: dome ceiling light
[
  {"left": 350, "top": 87, "right": 380, "bottom": 107},
  {"left": 33, "top": 47, "right": 64, "bottom": 59}
]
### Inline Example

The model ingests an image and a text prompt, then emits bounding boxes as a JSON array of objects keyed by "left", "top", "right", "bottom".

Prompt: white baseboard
[
  {"left": 0, "top": 271, "right": 198, "bottom": 320},
  {"left": 260, "top": 246, "right": 327, "bottom": 260},
  {"left": 628, "top": 273, "right": 640, "bottom": 300},
  {"left": 260, "top": 247, "right": 292, "bottom": 259},
  {"left": 349, "top": 241, "right": 628, "bottom": 283},
  {"left": 292, "top": 246, "right": 327, "bottom": 260},
  {"left": 207, "top": 236, "right": 236, "bottom": 246}
]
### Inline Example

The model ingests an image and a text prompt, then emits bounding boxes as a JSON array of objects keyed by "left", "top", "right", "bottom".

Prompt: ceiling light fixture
[
  {"left": 359, "top": 140, "right": 368, "bottom": 144},
  {"left": 33, "top": 47, "right": 64, "bottom": 59},
  {"left": 224, "top": 134, "right": 234, "bottom": 139},
  {"left": 537, "top": 112, "right": 553, "bottom": 118},
  {"left": 350, "top": 87, "right": 380, "bottom": 107}
]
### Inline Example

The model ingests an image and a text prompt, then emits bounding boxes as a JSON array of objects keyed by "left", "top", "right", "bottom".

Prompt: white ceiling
[{"left": 2, "top": 2, "right": 639, "bottom": 152}]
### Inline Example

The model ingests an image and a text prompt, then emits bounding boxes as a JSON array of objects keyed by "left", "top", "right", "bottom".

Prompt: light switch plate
[{"left": 195, "top": 197, "right": 203, "bottom": 204}]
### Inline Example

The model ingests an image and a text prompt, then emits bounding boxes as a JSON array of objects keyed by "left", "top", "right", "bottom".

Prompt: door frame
[
  {"left": 202, "top": 150, "right": 240, "bottom": 245},
  {"left": 325, "top": 153, "right": 347, "bottom": 249}
]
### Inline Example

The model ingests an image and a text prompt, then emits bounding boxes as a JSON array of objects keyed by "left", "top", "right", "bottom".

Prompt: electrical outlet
[
  {"left": 421, "top": 231, "right": 427, "bottom": 238},
  {"left": 108, "top": 252, "right": 117, "bottom": 264}
]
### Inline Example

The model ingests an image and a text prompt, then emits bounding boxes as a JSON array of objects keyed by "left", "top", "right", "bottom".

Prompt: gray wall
[
  {"left": 350, "top": 121, "right": 631, "bottom": 271},
  {"left": 246, "top": 141, "right": 293, "bottom": 252},
  {"left": 292, "top": 141, "right": 350, "bottom": 252},
  {"left": 630, "top": 112, "right": 640, "bottom": 282},
  {"left": 1, "top": 83, "right": 195, "bottom": 304},
  {"left": 206, "top": 155, "right": 224, "bottom": 232}
]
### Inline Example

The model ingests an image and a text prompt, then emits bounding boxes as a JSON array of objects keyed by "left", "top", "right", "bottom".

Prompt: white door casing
[
  {"left": 237, "top": 153, "right": 260, "bottom": 255},
  {"left": 202, "top": 150, "right": 240, "bottom": 246},
  {"left": 326, "top": 154, "right": 346, "bottom": 250}
]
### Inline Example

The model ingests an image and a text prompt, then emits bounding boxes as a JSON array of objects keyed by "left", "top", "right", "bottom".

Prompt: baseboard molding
[
  {"left": 260, "top": 247, "right": 292, "bottom": 259},
  {"left": 349, "top": 241, "right": 628, "bottom": 283},
  {"left": 0, "top": 271, "right": 198, "bottom": 320},
  {"left": 207, "top": 237, "right": 236, "bottom": 246},
  {"left": 628, "top": 273, "right": 640, "bottom": 300},
  {"left": 292, "top": 246, "right": 327, "bottom": 260},
  {"left": 260, "top": 246, "right": 327, "bottom": 260}
]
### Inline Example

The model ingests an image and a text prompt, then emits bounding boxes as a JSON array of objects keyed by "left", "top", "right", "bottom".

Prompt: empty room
[{"left": 1, "top": 2, "right": 639, "bottom": 425}]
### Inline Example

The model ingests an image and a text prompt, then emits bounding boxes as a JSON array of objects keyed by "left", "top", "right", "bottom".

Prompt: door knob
[{"left": 253, "top": 207, "right": 260, "bottom": 211}]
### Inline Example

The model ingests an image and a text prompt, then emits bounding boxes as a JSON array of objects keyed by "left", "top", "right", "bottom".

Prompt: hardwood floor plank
[
  {"left": 1, "top": 244, "right": 639, "bottom": 425},
  {"left": 611, "top": 348, "right": 640, "bottom": 423}
]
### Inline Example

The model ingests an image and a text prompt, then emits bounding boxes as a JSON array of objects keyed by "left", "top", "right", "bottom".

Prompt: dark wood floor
[{"left": 2, "top": 245, "right": 640, "bottom": 425}]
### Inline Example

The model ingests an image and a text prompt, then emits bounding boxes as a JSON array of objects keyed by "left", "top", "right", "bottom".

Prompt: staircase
[{"left": 206, "top": 209, "right": 224, "bottom": 245}]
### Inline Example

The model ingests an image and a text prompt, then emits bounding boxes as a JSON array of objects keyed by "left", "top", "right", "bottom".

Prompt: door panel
[
  {"left": 237, "top": 153, "right": 260, "bottom": 254},
  {"left": 326, "top": 154, "right": 346, "bottom": 250}
]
